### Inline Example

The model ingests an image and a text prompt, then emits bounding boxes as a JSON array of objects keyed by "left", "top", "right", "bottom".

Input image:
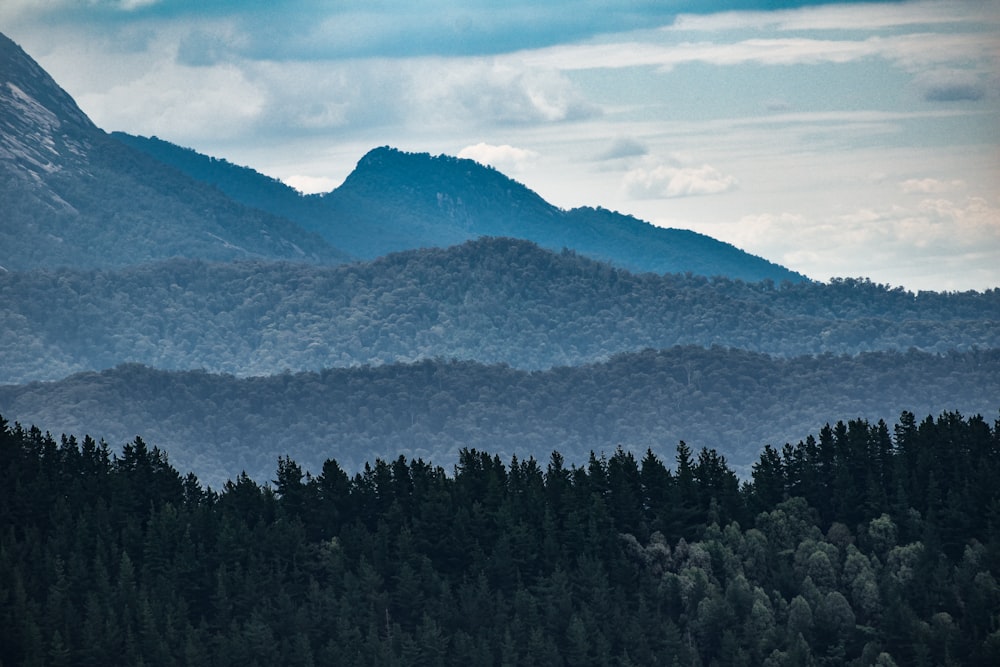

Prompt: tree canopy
[{"left": 2, "top": 411, "right": 998, "bottom": 665}]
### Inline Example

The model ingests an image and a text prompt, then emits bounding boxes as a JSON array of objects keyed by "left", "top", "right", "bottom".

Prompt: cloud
[
  {"left": 6, "top": 2, "right": 900, "bottom": 59},
  {"left": 913, "top": 69, "right": 986, "bottom": 102},
  {"left": 118, "top": 0, "right": 160, "bottom": 10},
  {"left": 623, "top": 163, "right": 737, "bottom": 199},
  {"left": 283, "top": 174, "right": 339, "bottom": 195},
  {"left": 900, "top": 178, "right": 965, "bottom": 194},
  {"left": 3, "top": 1, "right": 648, "bottom": 60},
  {"left": 672, "top": 1, "right": 988, "bottom": 33},
  {"left": 245, "top": 57, "right": 598, "bottom": 136},
  {"left": 731, "top": 196, "right": 1000, "bottom": 290},
  {"left": 6, "top": 1, "right": 998, "bottom": 78},
  {"left": 458, "top": 142, "right": 539, "bottom": 174},
  {"left": 46, "top": 32, "right": 599, "bottom": 144},
  {"left": 763, "top": 98, "right": 792, "bottom": 112},
  {"left": 72, "top": 46, "right": 268, "bottom": 141},
  {"left": 176, "top": 26, "right": 250, "bottom": 67},
  {"left": 519, "top": 27, "right": 998, "bottom": 74},
  {"left": 598, "top": 137, "right": 648, "bottom": 160},
  {"left": 406, "top": 59, "right": 599, "bottom": 127}
]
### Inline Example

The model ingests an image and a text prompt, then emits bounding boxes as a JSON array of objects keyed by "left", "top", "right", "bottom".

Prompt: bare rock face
[{"left": 0, "top": 33, "right": 97, "bottom": 222}]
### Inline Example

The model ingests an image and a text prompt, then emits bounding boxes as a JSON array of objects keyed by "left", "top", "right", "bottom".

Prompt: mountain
[
  {"left": 4, "top": 28, "right": 805, "bottom": 281},
  {"left": 114, "top": 134, "right": 809, "bottom": 283},
  {"left": 2, "top": 237, "right": 996, "bottom": 384},
  {"left": 323, "top": 147, "right": 809, "bottom": 282},
  {"left": 0, "top": 33, "right": 347, "bottom": 270},
  {"left": 2, "top": 348, "right": 996, "bottom": 488}
]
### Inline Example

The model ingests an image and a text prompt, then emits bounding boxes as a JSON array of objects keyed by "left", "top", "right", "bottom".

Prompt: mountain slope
[
  {"left": 2, "top": 238, "right": 996, "bottom": 384},
  {"left": 323, "top": 147, "right": 808, "bottom": 282},
  {"left": 2, "top": 348, "right": 996, "bottom": 488},
  {"left": 115, "top": 133, "right": 808, "bottom": 283},
  {"left": 0, "top": 33, "right": 347, "bottom": 270}
]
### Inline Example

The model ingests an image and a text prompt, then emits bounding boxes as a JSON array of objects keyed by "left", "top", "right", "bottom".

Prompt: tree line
[{"left": 2, "top": 410, "right": 998, "bottom": 665}]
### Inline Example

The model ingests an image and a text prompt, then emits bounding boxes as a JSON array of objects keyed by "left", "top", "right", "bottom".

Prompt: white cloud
[
  {"left": 78, "top": 60, "right": 266, "bottom": 140},
  {"left": 670, "top": 1, "right": 990, "bottom": 33},
  {"left": 0, "top": 0, "right": 73, "bottom": 23},
  {"left": 900, "top": 178, "right": 965, "bottom": 194},
  {"left": 458, "top": 142, "right": 539, "bottom": 174},
  {"left": 623, "top": 163, "right": 737, "bottom": 199},
  {"left": 729, "top": 196, "right": 1000, "bottom": 290},
  {"left": 517, "top": 29, "right": 997, "bottom": 74},
  {"left": 250, "top": 56, "right": 598, "bottom": 138},
  {"left": 118, "top": 0, "right": 160, "bottom": 10},
  {"left": 915, "top": 196, "right": 1000, "bottom": 240},
  {"left": 283, "top": 174, "right": 339, "bottom": 194},
  {"left": 414, "top": 60, "right": 598, "bottom": 125}
]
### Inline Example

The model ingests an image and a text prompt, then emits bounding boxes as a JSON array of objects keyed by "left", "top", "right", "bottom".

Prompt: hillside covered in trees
[
  {"left": 2, "top": 411, "right": 998, "bottom": 666},
  {"left": 2, "top": 238, "right": 997, "bottom": 384},
  {"left": 2, "top": 348, "right": 997, "bottom": 488}
]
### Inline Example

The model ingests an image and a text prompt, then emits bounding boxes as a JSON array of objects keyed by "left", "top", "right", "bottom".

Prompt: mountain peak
[
  {"left": 0, "top": 33, "right": 98, "bottom": 180},
  {"left": 0, "top": 33, "right": 94, "bottom": 130},
  {"left": 327, "top": 146, "right": 807, "bottom": 282},
  {"left": 346, "top": 146, "right": 544, "bottom": 203},
  {"left": 0, "top": 33, "right": 348, "bottom": 270}
]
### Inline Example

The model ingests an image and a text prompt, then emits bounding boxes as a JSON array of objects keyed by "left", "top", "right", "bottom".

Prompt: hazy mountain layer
[
  {"left": 115, "top": 133, "right": 808, "bottom": 283},
  {"left": 2, "top": 238, "right": 996, "bottom": 384},
  {"left": 1, "top": 347, "right": 996, "bottom": 488},
  {"left": 0, "top": 33, "right": 348, "bottom": 270}
]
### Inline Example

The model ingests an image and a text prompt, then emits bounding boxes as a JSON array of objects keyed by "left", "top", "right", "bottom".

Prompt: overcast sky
[{"left": 4, "top": 0, "right": 998, "bottom": 291}]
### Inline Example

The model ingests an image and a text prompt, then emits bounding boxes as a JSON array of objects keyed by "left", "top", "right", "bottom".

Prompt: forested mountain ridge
[
  {"left": 2, "top": 237, "right": 996, "bottom": 384},
  {"left": 2, "top": 347, "right": 996, "bottom": 488},
  {"left": 109, "top": 131, "right": 323, "bottom": 227},
  {"left": 0, "top": 33, "right": 348, "bottom": 270},
  {"left": 3, "top": 411, "right": 999, "bottom": 665},
  {"left": 115, "top": 133, "right": 808, "bottom": 283}
]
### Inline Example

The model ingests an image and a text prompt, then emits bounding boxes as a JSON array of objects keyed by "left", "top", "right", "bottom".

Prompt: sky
[{"left": 3, "top": 0, "right": 998, "bottom": 291}]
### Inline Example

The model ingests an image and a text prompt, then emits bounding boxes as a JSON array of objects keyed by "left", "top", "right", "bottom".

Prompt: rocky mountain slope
[{"left": 0, "top": 33, "right": 347, "bottom": 270}]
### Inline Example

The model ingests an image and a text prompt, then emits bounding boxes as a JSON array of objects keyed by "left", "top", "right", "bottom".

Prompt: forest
[
  {"left": 2, "top": 237, "right": 997, "bottom": 384},
  {"left": 2, "top": 347, "right": 997, "bottom": 489},
  {"left": 2, "top": 410, "right": 998, "bottom": 666}
]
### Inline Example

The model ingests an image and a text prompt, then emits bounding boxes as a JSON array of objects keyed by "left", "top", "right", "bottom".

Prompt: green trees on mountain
[
  {"left": 2, "top": 238, "right": 998, "bottom": 385},
  {"left": 3, "top": 347, "right": 998, "bottom": 489},
  {"left": 3, "top": 411, "right": 998, "bottom": 665}
]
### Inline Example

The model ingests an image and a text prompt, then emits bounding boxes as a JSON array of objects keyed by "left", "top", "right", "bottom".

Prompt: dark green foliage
[
  {"left": 2, "top": 411, "right": 998, "bottom": 665},
  {"left": 2, "top": 238, "right": 997, "bottom": 384}
]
